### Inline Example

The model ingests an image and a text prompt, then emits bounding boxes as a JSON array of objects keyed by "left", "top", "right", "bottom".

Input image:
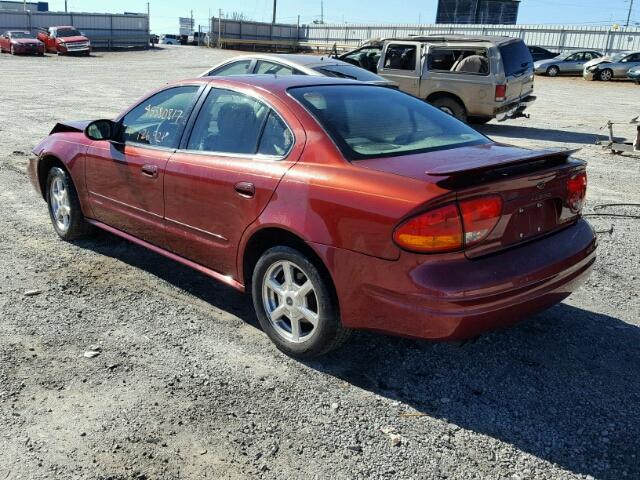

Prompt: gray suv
[{"left": 339, "top": 35, "right": 536, "bottom": 124}]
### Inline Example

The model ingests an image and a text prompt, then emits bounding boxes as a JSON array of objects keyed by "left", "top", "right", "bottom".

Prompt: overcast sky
[{"left": 44, "top": 0, "right": 639, "bottom": 34}]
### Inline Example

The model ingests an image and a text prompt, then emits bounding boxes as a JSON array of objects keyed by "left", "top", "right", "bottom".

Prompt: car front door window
[{"left": 121, "top": 86, "right": 200, "bottom": 149}]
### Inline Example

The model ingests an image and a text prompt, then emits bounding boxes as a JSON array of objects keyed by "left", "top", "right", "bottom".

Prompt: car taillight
[
  {"left": 566, "top": 171, "right": 587, "bottom": 213},
  {"left": 393, "top": 195, "right": 503, "bottom": 253},
  {"left": 393, "top": 203, "right": 463, "bottom": 253},
  {"left": 495, "top": 84, "right": 507, "bottom": 102},
  {"left": 459, "top": 195, "right": 503, "bottom": 247}
]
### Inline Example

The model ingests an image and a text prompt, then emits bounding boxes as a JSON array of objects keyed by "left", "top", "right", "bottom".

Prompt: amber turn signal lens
[{"left": 393, "top": 203, "right": 463, "bottom": 253}]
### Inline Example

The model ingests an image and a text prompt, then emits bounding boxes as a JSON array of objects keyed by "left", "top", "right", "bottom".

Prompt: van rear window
[{"left": 499, "top": 41, "right": 533, "bottom": 77}]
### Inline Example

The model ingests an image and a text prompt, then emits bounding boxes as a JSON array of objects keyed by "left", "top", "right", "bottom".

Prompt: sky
[{"left": 45, "top": 0, "right": 639, "bottom": 34}]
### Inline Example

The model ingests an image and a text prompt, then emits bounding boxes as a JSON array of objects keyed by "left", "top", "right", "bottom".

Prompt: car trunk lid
[{"left": 358, "top": 143, "right": 586, "bottom": 257}]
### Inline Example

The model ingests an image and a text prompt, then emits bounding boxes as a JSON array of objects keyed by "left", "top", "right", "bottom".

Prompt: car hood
[
  {"left": 58, "top": 35, "right": 89, "bottom": 43},
  {"left": 534, "top": 57, "right": 561, "bottom": 68},
  {"left": 13, "top": 38, "right": 41, "bottom": 45},
  {"left": 584, "top": 57, "right": 612, "bottom": 68},
  {"left": 356, "top": 143, "right": 578, "bottom": 180}
]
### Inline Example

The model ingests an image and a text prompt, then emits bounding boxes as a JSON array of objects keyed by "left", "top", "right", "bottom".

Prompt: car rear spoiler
[
  {"left": 50, "top": 120, "right": 93, "bottom": 135},
  {"left": 428, "top": 147, "right": 581, "bottom": 176}
]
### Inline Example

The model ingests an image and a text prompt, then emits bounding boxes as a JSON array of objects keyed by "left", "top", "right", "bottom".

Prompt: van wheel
[
  {"left": 430, "top": 97, "right": 467, "bottom": 123},
  {"left": 546, "top": 65, "right": 559, "bottom": 77},
  {"left": 252, "top": 246, "right": 351, "bottom": 358}
]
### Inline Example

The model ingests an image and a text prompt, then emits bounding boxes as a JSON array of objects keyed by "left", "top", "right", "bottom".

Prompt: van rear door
[{"left": 498, "top": 40, "right": 534, "bottom": 105}]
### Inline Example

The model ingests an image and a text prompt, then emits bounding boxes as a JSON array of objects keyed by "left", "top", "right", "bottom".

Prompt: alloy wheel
[
  {"left": 547, "top": 66, "right": 559, "bottom": 77},
  {"left": 49, "top": 174, "right": 71, "bottom": 233},
  {"left": 261, "top": 260, "right": 320, "bottom": 344},
  {"left": 599, "top": 69, "right": 613, "bottom": 81}
]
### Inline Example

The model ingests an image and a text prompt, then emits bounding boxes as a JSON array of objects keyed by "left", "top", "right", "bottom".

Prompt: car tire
[
  {"left": 598, "top": 68, "right": 613, "bottom": 81},
  {"left": 45, "top": 166, "right": 95, "bottom": 241},
  {"left": 546, "top": 65, "right": 559, "bottom": 77},
  {"left": 430, "top": 97, "right": 467, "bottom": 122},
  {"left": 251, "top": 246, "right": 351, "bottom": 358}
]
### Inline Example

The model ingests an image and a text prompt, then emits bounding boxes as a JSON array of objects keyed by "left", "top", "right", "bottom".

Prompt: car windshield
[
  {"left": 289, "top": 85, "right": 489, "bottom": 161},
  {"left": 312, "top": 64, "right": 383, "bottom": 82},
  {"left": 58, "top": 28, "right": 81, "bottom": 38},
  {"left": 10, "top": 32, "right": 31, "bottom": 39},
  {"left": 499, "top": 40, "right": 533, "bottom": 76},
  {"left": 609, "top": 53, "right": 626, "bottom": 62}
]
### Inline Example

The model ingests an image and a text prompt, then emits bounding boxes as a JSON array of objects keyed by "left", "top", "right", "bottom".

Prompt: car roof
[
  {"left": 221, "top": 53, "right": 350, "bottom": 68},
  {"left": 173, "top": 74, "right": 372, "bottom": 94}
]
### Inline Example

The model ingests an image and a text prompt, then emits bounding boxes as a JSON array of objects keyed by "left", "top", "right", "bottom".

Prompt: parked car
[
  {"left": 0, "top": 30, "right": 44, "bottom": 55},
  {"left": 200, "top": 54, "right": 396, "bottom": 87},
  {"left": 160, "top": 34, "right": 179, "bottom": 45},
  {"left": 29, "top": 75, "right": 596, "bottom": 357},
  {"left": 628, "top": 65, "right": 640, "bottom": 84},
  {"left": 527, "top": 46, "right": 558, "bottom": 62},
  {"left": 187, "top": 31, "right": 204, "bottom": 45},
  {"left": 37, "top": 26, "right": 90, "bottom": 55},
  {"left": 583, "top": 51, "right": 640, "bottom": 81},
  {"left": 338, "top": 35, "right": 536, "bottom": 124},
  {"left": 534, "top": 50, "right": 602, "bottom": 76}
]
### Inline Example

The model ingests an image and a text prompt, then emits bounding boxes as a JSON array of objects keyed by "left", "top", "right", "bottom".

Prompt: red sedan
[
  {"left": 29, "top": 76, "right": 596, "bottom": 357},
  {"left": 0, "top": 30, "right": 44, "bottom": 55}
]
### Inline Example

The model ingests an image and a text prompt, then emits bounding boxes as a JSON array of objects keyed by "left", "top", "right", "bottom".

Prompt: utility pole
[
  {"left": 626, "top": 0, "right": 635, "bottom": 27},
  {"left": 272, "top": 0, "right": 277, "bottom": 24},
  {"left": 147, "top": 2, "right": 150, "bottom": 35},
  {"left": 321, "top": 0, "right": 324, "bottom": 24},
  {"left": 190, "top": 9, "right": 194, "bottom": 33},
  {"left": 218, "top": 9, "right": 222, "bottom": 47},
  {"left": 64, "top": 0, "right": 68, "bottom": 13}
]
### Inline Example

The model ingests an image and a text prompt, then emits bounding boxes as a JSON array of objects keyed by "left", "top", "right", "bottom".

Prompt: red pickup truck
[{"left": 37, "top": 26, "right": 91, "bottom": 55}]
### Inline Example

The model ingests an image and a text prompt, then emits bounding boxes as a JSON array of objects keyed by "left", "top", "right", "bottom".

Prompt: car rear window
[
  {"left": 289, "top": 85, "right": 488, "bottom": 161},
  {"left": 499, "top": 40, "right": 533, "bottom": 76},
  {"left": 312, "top": 64, "right": 384, "bottom": 82}
]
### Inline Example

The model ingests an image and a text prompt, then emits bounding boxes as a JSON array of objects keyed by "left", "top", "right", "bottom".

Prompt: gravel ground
[{"left": 0, "top": 46, "right": 639, "bottom": 480}]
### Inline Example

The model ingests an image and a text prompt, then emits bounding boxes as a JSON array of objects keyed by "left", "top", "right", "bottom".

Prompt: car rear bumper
[{"left": 319, "top": 218, "right": 596, "bottom": 341}]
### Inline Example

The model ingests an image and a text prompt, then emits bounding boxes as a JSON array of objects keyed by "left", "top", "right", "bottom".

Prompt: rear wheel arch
[
  {"left": 241, "top": 227, "right": 338, "bottom": 305},
  {"left": 426, "top": 92, "right": 468, "bottom": 121}
]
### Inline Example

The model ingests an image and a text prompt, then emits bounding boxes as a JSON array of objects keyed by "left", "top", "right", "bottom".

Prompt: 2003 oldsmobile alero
[{"left": 29, "top": 75, "right": 596, "bottom": 357}]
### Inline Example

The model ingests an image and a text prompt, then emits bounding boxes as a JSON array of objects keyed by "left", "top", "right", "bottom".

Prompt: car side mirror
[{"left": 85, "top": 119, "right": 120, "bottom": 141}]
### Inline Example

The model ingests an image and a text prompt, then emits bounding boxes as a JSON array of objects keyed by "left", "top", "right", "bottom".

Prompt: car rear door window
[
  {"left": 257, "top": 112, "right": 293, "bottom": 156},
  {"left": 255, "top": 60, "right": 296, "bottom": 76},
  {"left": 209, "top": 59, "right": 253, "bottom": 76},
  {"left": 383, "top": 44, "right": 417, "bottom": 70},
  {"left": 121, "top": 86, "right": 200, "bottom": 149},
  {"left": 187, "top": 88, "right": 270, "bottom": 155}
]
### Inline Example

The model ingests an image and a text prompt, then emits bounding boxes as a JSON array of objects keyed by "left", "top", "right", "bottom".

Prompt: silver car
[
  {"left": 534, "top": 50, "right": 602, "bottom": 77},
  {"left": 583, "top": 51, "right": 640, "bottom": 81},
  {"left": 199, "top": 54, "right": 396, "bottom": 87}
]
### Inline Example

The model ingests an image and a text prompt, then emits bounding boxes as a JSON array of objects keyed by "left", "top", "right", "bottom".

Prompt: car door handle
[
  {"left": 234, "top": 181, "right": 255, "bottom": 198},
  {"left": 141, "top": 164, "right": 158, "bottom": 178}
]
